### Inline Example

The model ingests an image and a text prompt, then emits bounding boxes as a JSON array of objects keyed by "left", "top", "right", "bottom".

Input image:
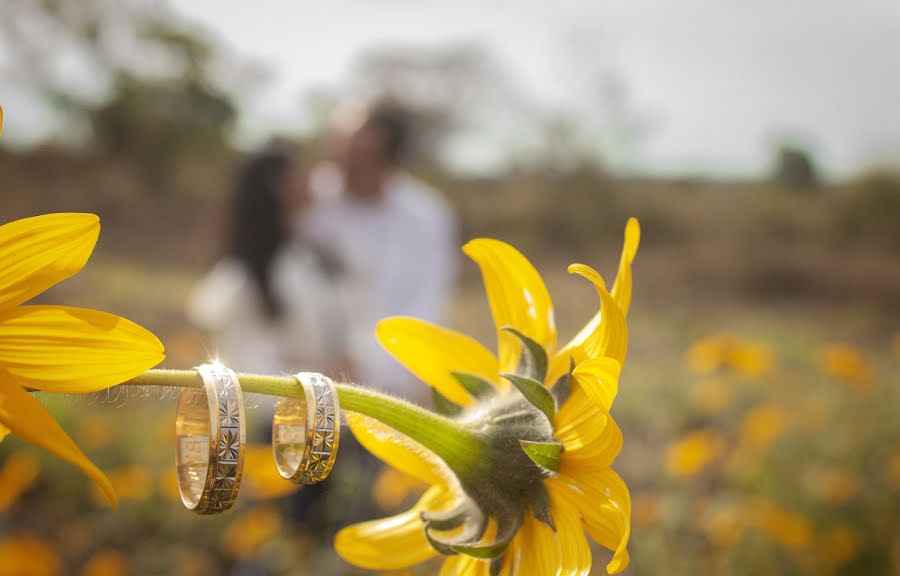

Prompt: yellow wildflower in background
[
  {"left": 0, "top": 451, "right": 41, "bottom": 511},
  {"left": 686, "top": 333, "right": 774, "bottom": 378},
  {"left": 0, "top": 536, "right": 60, "bottom": 576},
  {"left": 887, "top": 447, "right": 900, "bottom": 490},
  {"left": 78, "top": 550, "right": 128, "bottom": 576},
  {"left": 221, "top": 506, "right": 283, "bottom": 559},
  {"left": 242, "top": 444, "right": 302, "bottom": 501},
  {"left": 336, "top": 219, "right": 640, "bottom": 575},
  {"left": 374, "top": 466, "right": 428, "bottom": 512},
  {"left": 665, "top": 429, "right": 726, "bottom": 477},
  {"left": 819, "top": 527, "right": 858, "bottom": 569},
  {"left": 689, "top": 378, "right": 731, "bottom": 414},
  {"left": 0, "top": 213, "right": 165, "bottom": 505},
  {"left": 748, "top": 499, "right": 813, "bottom": 552},
  {"left": 738, "top": 403, "right": 787, "bottom": 452},
  {"left": 91, "top": 466, "right": 153, "bottom": 504},
  {"left": 818, "top": 343, "right": 875, "bottom": 394},
  {"left": 810, "top": 468, "right": 860, "bottom": 505}
]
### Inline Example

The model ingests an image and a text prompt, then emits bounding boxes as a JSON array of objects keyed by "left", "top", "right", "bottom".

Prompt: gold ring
[
  {"left": 175, "top": 362, "right": 245, "bottom": 514},
  {"left": 272, "top": 372, "right": 341, "bottom": 484}
]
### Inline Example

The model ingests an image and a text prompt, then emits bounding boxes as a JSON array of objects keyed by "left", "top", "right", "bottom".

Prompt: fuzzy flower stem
[{"left": 124, "top": 369, "right": 485, "bottom": 473}]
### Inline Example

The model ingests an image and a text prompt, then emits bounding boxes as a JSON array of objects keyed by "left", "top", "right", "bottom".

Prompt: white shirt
[
  {"left": 305, "top": 165, "right": 459, "bottom": 401},
  {"left": 185, "top": 241, "right": 345, "bottom": 375}
]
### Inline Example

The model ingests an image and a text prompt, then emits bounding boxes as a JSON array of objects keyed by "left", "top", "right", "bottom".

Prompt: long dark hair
[{"left": 225, "top": 148, "right": 291, "bottom": 320}]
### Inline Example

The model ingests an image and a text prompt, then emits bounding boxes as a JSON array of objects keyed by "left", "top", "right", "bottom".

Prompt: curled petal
[
  {"left": 346, "top": 412, "right": 454, "bottom": 488},
  {"left": 377, "top": 317, "right": 499, "bottom": 406},
  {"left": 556, "top": 388, "right": 623, "bottom": 469},
  {"left": 0, "top": 375, "right": 116, "bottom": 506},
  {"left": 611, "top": 218, "right": 640, "bottom": 317},
  {"left": 0, "top": 305, "right": 165, "bottom": 393},
  {"left": 463, "top": 239, "right": 556, "bottom": 373},
  {"left": 549, "top": 266, "right": 627, "bottom": 382},
  {"left": 0, "top": 213, "right": 99, "bottom": 311},
  {"left": 571, "top": 357, "right": 621, "bottom": 411},
  {"left": 548, "top": 466, "right": 630, "bottom": 574},
  {"left": 335, "top": 485, "right": 449, "bottom": 570}
]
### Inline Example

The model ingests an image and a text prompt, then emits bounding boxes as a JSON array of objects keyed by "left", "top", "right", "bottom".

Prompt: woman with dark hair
[{"left": 186, "top": 147, "right": 347, "bottom": 374}]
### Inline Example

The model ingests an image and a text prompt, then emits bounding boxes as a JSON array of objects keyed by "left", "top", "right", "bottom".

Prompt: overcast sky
[
  {"left": 3, "top": 0, "right": 899, "bottom": 177},
  {"left": 168, "top": 0, "right": 900, "bottom": 177}
]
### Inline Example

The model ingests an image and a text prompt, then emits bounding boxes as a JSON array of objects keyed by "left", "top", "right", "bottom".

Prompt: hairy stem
[{"left": 125, "top": 369, "right": 484, "bottom": 473}]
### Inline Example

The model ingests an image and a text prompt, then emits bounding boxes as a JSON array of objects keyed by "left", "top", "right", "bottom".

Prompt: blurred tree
[
  {"left": 772, "top": 144, "right": 820, "bottom": 190},
  {"left": 0, "top": 0, "right": 239, "bottom": 190}
]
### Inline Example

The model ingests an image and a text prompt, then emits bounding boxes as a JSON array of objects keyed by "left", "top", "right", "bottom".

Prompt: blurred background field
[{"left": 2, "top": 1, "right": 900, "bottom": 575}]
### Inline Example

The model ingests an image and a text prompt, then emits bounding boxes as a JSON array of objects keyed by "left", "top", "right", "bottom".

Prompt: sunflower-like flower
[
  {"left": 336, "top": 219, "right": 640, "bottom": 575},
  {"left": 0, "top": 213, "right": 165, "bottom": 506}
]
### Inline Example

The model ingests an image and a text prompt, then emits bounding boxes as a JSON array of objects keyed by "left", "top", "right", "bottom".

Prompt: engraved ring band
[
  {"left": 272, "top": 372, "right": 341, "bottom": 484},
  {"left": 175, "top": 363, "right": 246, "bottom": 514}
]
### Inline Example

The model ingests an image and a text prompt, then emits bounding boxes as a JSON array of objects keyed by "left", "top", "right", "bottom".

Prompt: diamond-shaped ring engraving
[
  {"left": 175, "top": 363, "right": 245, "bottom": 514},
  {"left": 272, "top": 372, "right": 341, "bottom": 485}
]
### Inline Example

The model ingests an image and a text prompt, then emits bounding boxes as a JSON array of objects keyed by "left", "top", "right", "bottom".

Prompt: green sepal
[
  {"left": 452, "top": 506, "right": 523, "bottom": 559},
  {"left": 421, "top": 500, "right": 471, "bottom": 531},
  {"left": 424, "top": 501, "right": 487, "bottom": 556},
  {"left": 529, "top": 482, "right": 556, "bottom": 531},
  {"left": 451, "top": 371, "right": 494, "bottom": 399},
  {"left": 519, "top": 440, "right": 563, "bottom": 473},
  {"left": 502, "top": 373, "right": 556, "bottom": 423},
  {"left": 502, "top": 326, "right": 548, "bottom": 383},
  {"left": 432, "top": 388, "right": 463, "bottom": 417}
]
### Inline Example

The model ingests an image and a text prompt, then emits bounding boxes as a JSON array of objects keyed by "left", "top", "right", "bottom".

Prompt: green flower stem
[{"left": 125, "top": 369, "right": 485, "bottom": 474}]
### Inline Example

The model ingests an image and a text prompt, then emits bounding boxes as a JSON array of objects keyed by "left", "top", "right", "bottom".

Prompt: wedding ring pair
[{"left": 174, "top": 364, "right": 341, "bottom": 514}]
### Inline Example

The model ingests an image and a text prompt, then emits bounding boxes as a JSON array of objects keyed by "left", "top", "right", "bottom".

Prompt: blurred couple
[{"left": 187, "top": 102, "right": 458, "bottom": 404}]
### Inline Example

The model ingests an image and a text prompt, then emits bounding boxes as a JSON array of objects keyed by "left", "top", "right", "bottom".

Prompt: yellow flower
[
  {"left": 810, "top": 468, "right": 860, "bottom": 505},
  {"left": 686, "top": 333, "right": 773, "bottom": 378},
  {"left": 747, "top": 499, "right": 813, "bottom": 552},
  {"left": 91, "top": 465, "right": 153, "bottom": 503},
  {"left": 818, "top": 343, "right": 875, "bottom": 394},
  {"left": 335, "top": 219, "right": 640, "bottom": 575},
  {"left": 737, "top": 403, "right": 787, "bottom": 452},
  {"left": 0, "top": 536, "right": 61, "bottom": 576},
  {"left": 78, "top": 549, "right": 128, "bottom": 576},
  {"left": 0, "top": 451, "right": 41, "bottom": 511},
  {"left": 889, "top": 446, "right": 900, "bottom": 490},
  {"left": 664, "top": 429, "right": 726, "bottom": 478},
  {"left": 0, "top": 213, "right": 165, "bottom": 506},
  {"left": 221, "top": 506, "right": 283, "bottom": 559},
  {"left": 374, "top": 466, "right": 428, "bottom": 512},
  {"left": 819, "top": 527, "right": 858, "bottom": 568},
  {"left": 241, "top": 444, "right": 302, "bottom": 501}
]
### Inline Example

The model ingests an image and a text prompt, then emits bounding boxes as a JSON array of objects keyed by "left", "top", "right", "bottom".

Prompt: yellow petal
[
  {"left": 548, "top": 465, "right": 630, "bottom": 574},
  {"left": 0, "top": 305, "right": 164, "bottom": 393},
  {"left": 0, "top": 375, "right": 116, "bottom": 507},
  {"left": 335, "top": 485, "right": 448, "bottom": 570},
  {"left": 571, "top": 357, "right": 621, "bottom": 411},
  {"left": 0, "top": 213, "right": 99, "bottom": 311},
  {"left": 514, "top": 514, "right": 559, "bottom": 576},
  {"left": 550, "top": 495, "right": 592, "bottom": 576},
  {"left": 440, "top": 555, "right": 490, "bottom": 576},
  {"left": 377, "top": 317, "right": 499, "bottom": 406},
  {"left": 346, "top": 412, "right": 452, "bottom": 487},
  {"left": 462, "top": 239, "right": 556, "bottom": 373},
  {"left": 556, "top": 387, "right": 623, "bottom": 469},
  {"left": 548, "top": 265, "right": 627, "bottom": 381},
  {"left": 610, "top": 218, "right": 640, "bottom": 317}
]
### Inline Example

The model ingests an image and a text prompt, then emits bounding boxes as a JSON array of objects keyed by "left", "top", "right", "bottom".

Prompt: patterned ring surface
[
  {"left": 272, "top": 372, "right": 341, "bottom": 484},
  {"left": 175, "top": 363, "right": 245, "bottom": 514}
]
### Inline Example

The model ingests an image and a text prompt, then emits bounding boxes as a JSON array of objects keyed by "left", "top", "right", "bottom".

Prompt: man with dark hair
[{"left": 304, "top": 101, "right": 459, "bottom": 403}]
